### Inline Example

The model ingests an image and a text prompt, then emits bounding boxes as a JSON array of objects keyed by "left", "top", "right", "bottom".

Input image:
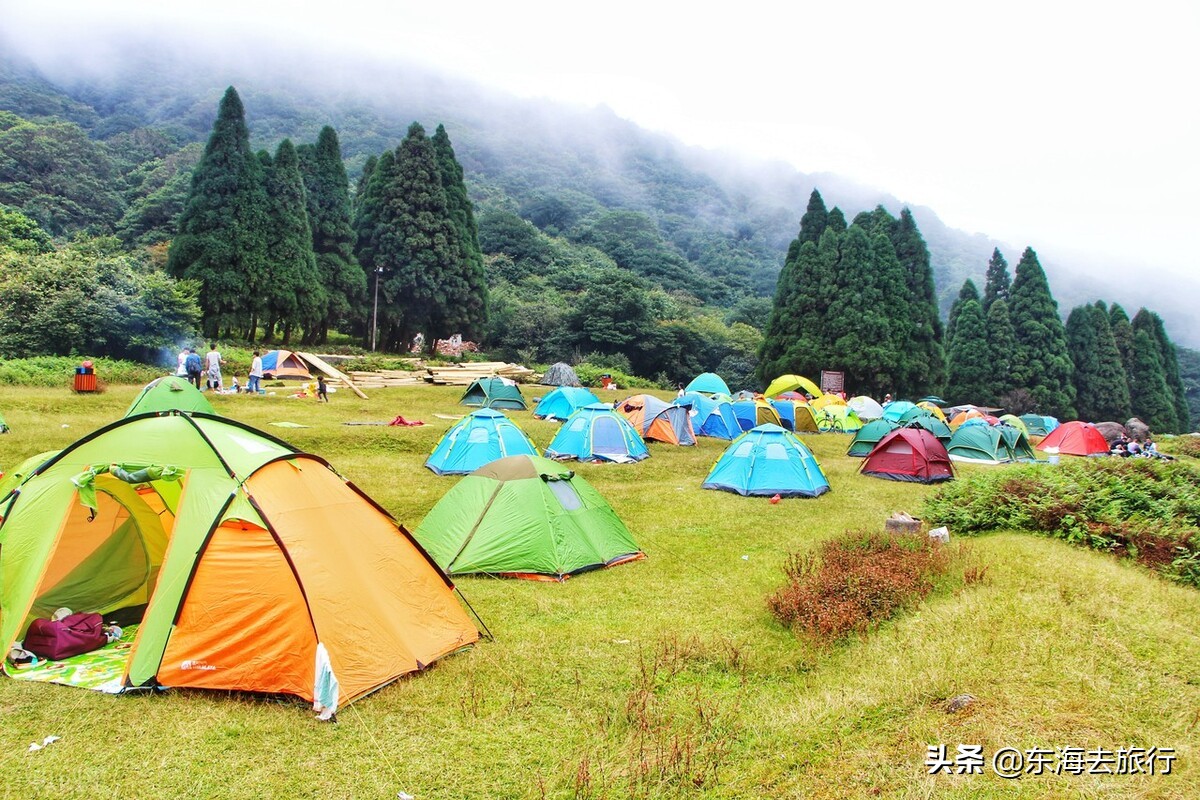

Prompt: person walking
[
  {"left": 184, "top": 348, "right": 203, "bottom": 390},
  {"left": 204, "top": 342, "right": 224, "bottom": 391},
  {"left": 248, "top": 350, "right": 263, "bottom": 395}
]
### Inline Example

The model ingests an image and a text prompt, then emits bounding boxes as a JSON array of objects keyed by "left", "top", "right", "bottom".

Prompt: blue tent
[
  {"left": 882, "top": 400, "right": 917, "bottom": 423},
  {"left": 767, "top": 398, "right": 795, "bottom": 431},
  {"left": 533, "top": 386, "right": 600, "bottom": 422},
  {"left": 702, "top": 425, "right": 830, "bottom": 498},
  {"left": 684, "top": 372, "right": 731, "bottom": 397},
  {"left": 674, "top": 392, "right": 741, "bottom": 440},
  {"left": 732, "top": 399, "right": 783, "bottom": 431},
  {"left": 425, "top": 409, "right": 538, "bottom": 475},
  {"left": 544, "top": 404, "right": 650, "bottom": 463}
]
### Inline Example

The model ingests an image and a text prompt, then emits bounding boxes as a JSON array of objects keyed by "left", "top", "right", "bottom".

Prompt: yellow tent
[{"left": 764, "top": 374, "right": 823, "bottom": 399}]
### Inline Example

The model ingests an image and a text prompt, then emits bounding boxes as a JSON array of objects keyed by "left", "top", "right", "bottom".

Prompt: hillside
[{"left": 3, "top": 36, "right": 1194, "bottom": 348}]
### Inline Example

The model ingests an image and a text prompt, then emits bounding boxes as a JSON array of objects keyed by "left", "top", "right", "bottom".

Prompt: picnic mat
[{"left": 7, "top": 625, "right": 138, "bottom": 693}]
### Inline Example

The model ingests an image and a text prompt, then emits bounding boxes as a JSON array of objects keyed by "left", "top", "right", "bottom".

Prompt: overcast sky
[{"left": 5, "top": 1, "right": 1199, "bottom": 284}]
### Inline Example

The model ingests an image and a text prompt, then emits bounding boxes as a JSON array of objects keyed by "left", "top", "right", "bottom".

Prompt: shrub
[
  {"left": 1158, "top": 435, "right": 1200, "bottom": 460},
  {"left": 0, "top": 356, "right": 163, "bottom": 386},
  {"left": 768, "top": 531, "right": 956, "bottom": 643},
  {"left": 923, "top": 459, "right": 1200, "bottom": 587}
]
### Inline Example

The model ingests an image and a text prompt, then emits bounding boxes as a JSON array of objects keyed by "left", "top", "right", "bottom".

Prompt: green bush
[
  {"left": 0, "top": 356, "right": 163, "bottom": 387},
  {"left": 923, "top": 459, "right": 1200, "bottom": 587},
  {"left": 573, "top": 361, "right": 660, "bottom": 390}
]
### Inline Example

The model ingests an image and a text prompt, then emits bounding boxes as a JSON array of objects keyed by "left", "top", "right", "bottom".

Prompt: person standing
[
  {"left": 175, "top": 345, "right": 189, "bottom": 377},
  {"left": 204, "top": 342, "right": 224, "bottom": 391},
  {"left": 248, "top": 350, "right": 263, "bottom": 395},
  {"left": 184, "top": 348, "right": 203, "bottom": 389}
]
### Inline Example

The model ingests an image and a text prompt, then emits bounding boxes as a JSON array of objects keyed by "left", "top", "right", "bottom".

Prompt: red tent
[
  {"left": 860, "top": 427, "right": 955, "bottom": 483},
  {"left": 1035, "top": 420, "right": 1109, "bottom": 457}
]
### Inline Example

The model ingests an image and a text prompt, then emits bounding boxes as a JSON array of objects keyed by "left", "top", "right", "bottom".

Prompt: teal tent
[
  {"left": 533, "top": 386, "right": 600, "bottom": 422},
  {"left": 702, "top": 425, "right": 830, "bottom": 498},
  {"left": 414, "top": 455, "right": 644, "bottom": 580},
  {"left": 425, "top": 409, "right": 538, "bottom": 475},
  {"left": 684, "top": 372, "right": 731, "bottom": 397},
  {"left": 544, "top": 404, "right": 649, "bottom": 463},
  {"left": 460, "top": 377, "right": 527, "bottom": 410},
  {"left": 847, "top": 418, "right": 899, "bottom": 457}
]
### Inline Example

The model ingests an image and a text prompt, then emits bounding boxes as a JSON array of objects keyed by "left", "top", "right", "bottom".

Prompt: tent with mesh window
[
  {"left": 544, "top": 404, "right": 649, "bottom": 463},
  {"left": 414, "top": 455, "right": 644, "bottom": 580},
  {"left": 859, "top": 427, "right": 954, "bottom": 483},
  {"left": 701, "top": 424, "right": 830, "bottom": 497},
  {"left": 0, "top": 412, "right": 479, "bottom": 717},
  {"left": 425, "top": 409, "right": 538, "bottom": 475}
]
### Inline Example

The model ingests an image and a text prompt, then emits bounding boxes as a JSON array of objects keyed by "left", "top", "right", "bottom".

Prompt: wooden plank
[{"left": 296, "top": 351, "right": 369, "bottom": 399}]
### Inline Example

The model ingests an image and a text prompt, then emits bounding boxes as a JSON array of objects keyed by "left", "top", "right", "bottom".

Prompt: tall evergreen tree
[
  {"left": 298, "top": 126, "right": 366, "bottom": 344},
  {"left": 982, "top": 248, "right": 1011, "bottom": 312},
  {"left": 1129, "top": 329, "right": 1177, "bottom": 432},
  {"left": 1132, "top": 308, "right": 1189, "bottom": 432},
  {"left": 261, "top": 139, "right": 324, "bottom": 344},
  {"left": 1066, "top": 303, "right": 1130, "bottom": 421},
  {"left": 945, "top": 300, "right": 992, "bottom": 403},
  {"left": 1008, "top": 247, "right": 1075, "bottom": 418},
  {"left": 945, "top": 279, "right": 980, "bottom": 346},
  {"left": 372, "top": 122, "right": 468, "bottom": 351},
  {"left": 796, "top": 189, "right": 828, "bottom": 248},
  {"left": 1109, "top": 303, "right": 1136, "bottom": 393},
  {"left": 167, "top": 86, "right": 268, "bottom": 337},
  {"left": 757, "top": 237, "right": 825, "bottom": 384},
  {"left": 984, "top": 298, "right": 1017, "bottom": 406},
  {"left": 826, "top": 207, "right": 847, "bottom": 233},
  {"left": 431, "top": 124, "right": 488, "bottom": 340},
  {"left": 892, "top": 208, "right": 945, "bottom": 396}
]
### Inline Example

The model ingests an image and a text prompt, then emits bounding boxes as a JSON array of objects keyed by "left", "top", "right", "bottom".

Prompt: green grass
[{"left": 1, "top": 384, "right": 1198, "bottom": 798}]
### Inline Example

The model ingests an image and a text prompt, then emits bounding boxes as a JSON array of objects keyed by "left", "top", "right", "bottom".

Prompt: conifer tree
[
  {"left": 796, "top": 189, "right": 828, "bottom": 248},
  {"left": 373, "top": 122, "right": 468, "bottom": 351},
  {"left": 431, "top": 124, "right": 488, "bottom": 340},
  {"left": 1109, "top": 303, "right": 1136, "bottom": 392},
  {"left": 1008, "top": 247, "right": 1075, "bottom": 418},
  {"left": 982, "top": 248, "right": 1011, "bottom": 312},
  {"left": 826, "top": 207, "right": 847, "bottom": 233},
  {"left": 297, "top": 126, "right": 366, "bottom": 344},
  {"left": 945, "top": 299, "right": 992, "bottom": 403},
  {"left": 892, "top": 208, "right": 945, "bottom": 396},
  {"left": 167, "top": 86, "right": 269, "bottom": 337},
  {"left": 1132, "top": 308, "right": 1189, "bottom": 431},
  {"left": 984, "top": 298, "right": 1017, "bottom": 405},
  {"left": 945, "top": 279, "right": 980, "bottom": 346},
  {"left": 261, "top": 139, "right": 324, "bottom": 344},
  {"left": 1066, "top": 303, "right": 1130, "bottom": 421},
  {"left": 757, "top": 237, "right": 825, "bottom": 384},
  {"left": 1129, "top": 329, "right": 1177, "bottom": 432}
]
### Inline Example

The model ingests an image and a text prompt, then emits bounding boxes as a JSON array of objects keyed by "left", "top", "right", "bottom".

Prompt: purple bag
[{"left": 24, "top": 613, "right": 107, "bottom": 660}]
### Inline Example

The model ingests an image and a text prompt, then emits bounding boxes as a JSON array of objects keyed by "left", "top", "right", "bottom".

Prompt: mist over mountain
[{"left": 1, "top": 29, "right": 1194, "bottom": 346}]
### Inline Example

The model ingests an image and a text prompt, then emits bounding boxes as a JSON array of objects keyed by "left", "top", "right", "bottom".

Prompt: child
[
  {"left": 316, "top": 374, "right": 328, "bottom": 402},
  {"left": 231, "top": 376, "right": 241, "bottom": 394}
]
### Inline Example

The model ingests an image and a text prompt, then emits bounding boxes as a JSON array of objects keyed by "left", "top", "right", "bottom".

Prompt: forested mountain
[{"left": 3, "top": 38, "right": 1193, "bottom": 350}]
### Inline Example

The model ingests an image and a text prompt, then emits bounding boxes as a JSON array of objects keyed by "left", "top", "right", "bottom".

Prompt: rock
[
  {"left": 945, "top": 693, "right": 976, "bottom": 714},
  {"left": 885, "top": 512, "right": 922, "bottom": 535},
  {"left": 1093, "top": 421, "right": 1128, "bottom": 444},
  {"left": 1126, "top": 417, "right": 1151, "bottom": 441},
  {"left": 928, "top": 526, "right": 950, "bottom": 544}
]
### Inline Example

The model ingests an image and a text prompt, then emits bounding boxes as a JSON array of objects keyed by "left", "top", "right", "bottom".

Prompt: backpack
[
  {"left": 185, "top": 353, "right": 202, "bottom": 373},
  {"left": 24, "top": 612, "right": 107, "bottom": 660}
]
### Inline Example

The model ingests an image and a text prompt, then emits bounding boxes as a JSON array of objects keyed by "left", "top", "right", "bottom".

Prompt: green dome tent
[
  {"left": 414, "top": 455, "right": 644, "bottom": 580},
  {"left": 125, "top": 376, "right": 216, "bottom": 418},
  {"left": 846, "top": 419, "right": 899, "bottom": 457},
  {"left": 459, "top": 377, "right": 527, "bottom": 410}
]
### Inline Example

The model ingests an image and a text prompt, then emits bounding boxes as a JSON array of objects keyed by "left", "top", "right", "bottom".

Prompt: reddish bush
[{"left": 768, "top": 531, "right": 952, "bottom": 642}]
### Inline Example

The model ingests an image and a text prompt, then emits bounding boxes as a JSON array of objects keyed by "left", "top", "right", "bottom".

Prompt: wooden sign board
[{"left": 820, "top": 370, "right": 844, "bottom": 395}]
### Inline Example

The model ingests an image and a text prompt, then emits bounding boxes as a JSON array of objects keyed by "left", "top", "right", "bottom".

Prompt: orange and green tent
[{"left": 0, "top": 412, "right": 479, "bottom": 717}]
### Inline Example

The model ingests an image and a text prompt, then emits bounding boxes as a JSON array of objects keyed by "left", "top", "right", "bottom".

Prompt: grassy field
[{"left": 0, "top": 382, "right": 1197, "bottom": 798}]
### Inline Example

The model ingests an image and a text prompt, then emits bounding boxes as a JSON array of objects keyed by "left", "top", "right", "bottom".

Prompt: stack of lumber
[
  {"left": 423, "top": 362, "right": 535, "bottom": 386},
  {"left": 346, "top": 369, "right": 426, "bottom": 389}
]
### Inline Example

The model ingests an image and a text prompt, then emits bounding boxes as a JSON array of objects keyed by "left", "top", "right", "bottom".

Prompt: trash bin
[{"left": 73, "top": 361, "right": 97, "bottom": 393}]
